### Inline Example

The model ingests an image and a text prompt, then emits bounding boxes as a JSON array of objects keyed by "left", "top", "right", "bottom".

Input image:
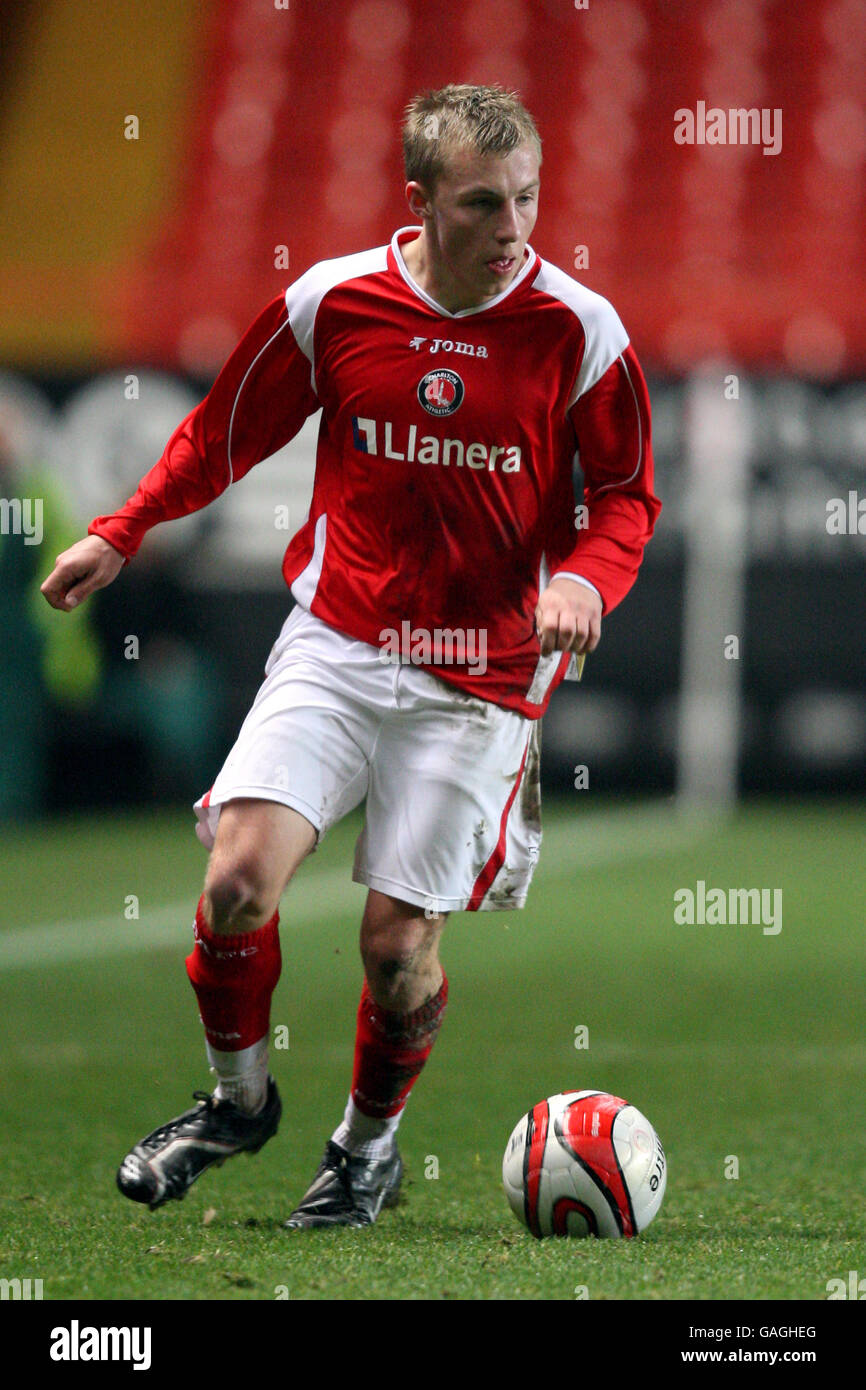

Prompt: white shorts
[{"left": 194, "top": 607, "right": 542, "bottom": 913}]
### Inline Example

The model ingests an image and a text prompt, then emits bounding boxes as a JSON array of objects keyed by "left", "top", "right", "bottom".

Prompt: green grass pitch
[{"left": 1, "top": 798, "right": 864, "bottom": 1302}]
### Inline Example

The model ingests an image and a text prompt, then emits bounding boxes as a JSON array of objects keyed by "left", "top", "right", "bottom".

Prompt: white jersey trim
[
  {"left": 547, "top": 571, "right": 602, "bottom": 600},
  {"left": 290, "top": 511, "right": 328, "bottom": 609},
  {"left": 591, "top": 349, "right": 644, "bottom": 496},
  {"left": 524, "top": 552, "right": 565, "bottom": 703},
  {"left": 226, "top": 314, "right": 294, "bottom": 486},
  {"left": 285, "top": 245, "right": 390, "bottom": 391},
  {"left": 532, "top": 259, "right": 629, "bottom": 407},
  {"left": 390, "top": 226, "right": 539, "bottom": 319}
]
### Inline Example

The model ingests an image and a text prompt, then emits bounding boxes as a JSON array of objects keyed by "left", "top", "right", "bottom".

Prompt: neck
[
  {"left": 399, "top": 230, "right": 459, "bottom": 312},
  {"left": 401, "top": 229, "right": 519, "bottom": 315}
]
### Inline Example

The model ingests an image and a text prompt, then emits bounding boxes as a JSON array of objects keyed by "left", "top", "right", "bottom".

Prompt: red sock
[
  {"left": 185, "top": 897, "right": 281, "bottom": 1052},
  {"left": 351, "top": 974, "right": 449, "bottom": 1119}
]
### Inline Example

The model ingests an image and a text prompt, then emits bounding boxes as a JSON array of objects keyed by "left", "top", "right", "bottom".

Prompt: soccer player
[{"left": 41, "top": 85, "right": 660, "bottom": 1227}]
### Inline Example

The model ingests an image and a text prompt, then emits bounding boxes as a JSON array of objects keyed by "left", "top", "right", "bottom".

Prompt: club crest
[{"left": 417, "top": 369, "right": 464, "bottom": 417}]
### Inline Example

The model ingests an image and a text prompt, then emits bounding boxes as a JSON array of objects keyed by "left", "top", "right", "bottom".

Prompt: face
[{"left": 406, "top": 142, "right": 540, "bottom": 312}]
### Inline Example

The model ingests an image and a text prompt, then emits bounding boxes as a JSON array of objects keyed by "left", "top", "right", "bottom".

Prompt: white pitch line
[
  {"left": 0, "top": 806, "right": 717, "bottom": 971},
  {"left": 0, "top": 866, "right": 364, "bottom": 971}
]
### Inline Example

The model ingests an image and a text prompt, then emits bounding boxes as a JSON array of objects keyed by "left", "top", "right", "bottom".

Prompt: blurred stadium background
[{"left": 1, "top": 0, "right": 864, "bottom": 825}]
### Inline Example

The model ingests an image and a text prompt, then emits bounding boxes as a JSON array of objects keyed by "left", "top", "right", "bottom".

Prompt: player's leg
[
  {"left": 186, "top": 798, "right": 317, "bottom": 1113},
  {"left": 118, "top": 607, "right": 375, "bottom": 1211},
  {"left": 285, "top": 666, "right": 540, "bottom": 1230},
  {"left": 117, "top": 799, "right": 316, "bottom": 1211},
  {"left": 201, "top": 796, "right": 317, "bottom": 933},
  {"left": 359, "top": 887, "right": 446, "bottom": 1011},
  {"left": 342, "top": 888, "right": 448, "bottom": 1147},
  {"left": 284, "top": 890, "right": 449, "bottom": 1229}
]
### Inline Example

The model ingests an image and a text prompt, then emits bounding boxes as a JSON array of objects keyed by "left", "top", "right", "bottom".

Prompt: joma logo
[{"left": 409, "top": 336, "right": 488, "bottom": 357}]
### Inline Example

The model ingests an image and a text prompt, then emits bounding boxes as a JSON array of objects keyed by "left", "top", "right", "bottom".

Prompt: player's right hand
[{"left": 40, "top": 534, "right": 126, "bottom": 612}]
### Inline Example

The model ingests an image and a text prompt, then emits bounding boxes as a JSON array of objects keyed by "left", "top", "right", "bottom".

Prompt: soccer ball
[{"left": 502, "top": 1090, "right": 666, "bottom": 1239}]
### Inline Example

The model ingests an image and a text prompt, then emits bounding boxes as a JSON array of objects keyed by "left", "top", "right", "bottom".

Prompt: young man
[{"left": 42, "top": 85, "right": 660, "bottom": 1228}]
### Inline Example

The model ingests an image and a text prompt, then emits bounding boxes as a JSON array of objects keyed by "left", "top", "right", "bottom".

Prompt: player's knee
[
  {"left": 362, "top": 937, "right": 418, "bottom": 988},
  {"left": 203, "top": 858, "right": 277, "bottom": 933},
  {"left": 360, "top": 906, "right": 442, "bottom": 1007}
]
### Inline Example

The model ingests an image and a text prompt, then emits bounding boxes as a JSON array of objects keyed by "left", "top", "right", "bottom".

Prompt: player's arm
[
  {"left": 535, "top": 342, "right": 660, "bottom": 656},
  {"left": 41, "top": 294, "right": 319, "bottom": 610}
]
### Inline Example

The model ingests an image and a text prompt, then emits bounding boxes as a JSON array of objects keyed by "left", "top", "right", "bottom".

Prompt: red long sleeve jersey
[{"left": 90, "top": 227, "right": 661, "bottom": 718}]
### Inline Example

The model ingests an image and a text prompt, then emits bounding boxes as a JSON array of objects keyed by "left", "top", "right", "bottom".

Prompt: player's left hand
[{"left": 535, "top": 577, "right": 602, "bottom": 656}]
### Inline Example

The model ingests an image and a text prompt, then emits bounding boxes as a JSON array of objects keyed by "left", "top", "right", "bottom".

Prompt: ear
[{"left": 405, "top": 180, "right": 433, "bottom": 219}]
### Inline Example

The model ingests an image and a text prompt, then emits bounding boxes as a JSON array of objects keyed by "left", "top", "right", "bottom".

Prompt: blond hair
[{"left": 402, "top": 84, "right": 541, "bottom": 189}]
